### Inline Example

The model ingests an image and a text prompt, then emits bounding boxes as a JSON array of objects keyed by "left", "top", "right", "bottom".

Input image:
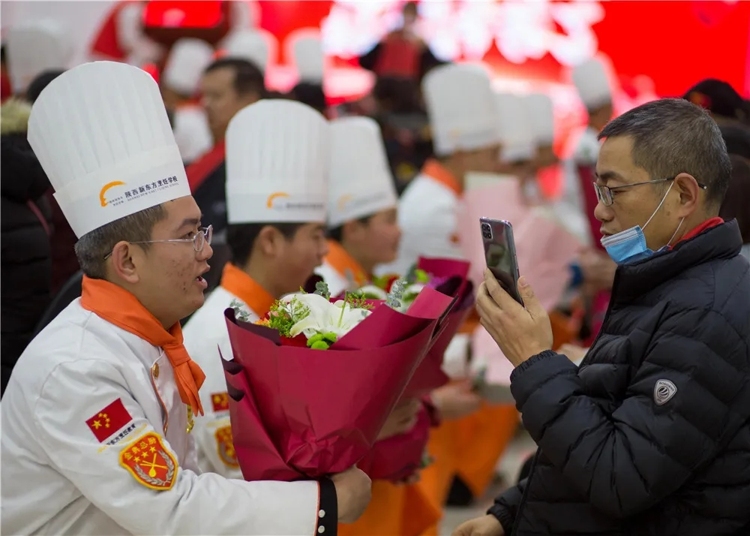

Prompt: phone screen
[{"left": 480, "top": 218, "right": 523, "bottom": 304}]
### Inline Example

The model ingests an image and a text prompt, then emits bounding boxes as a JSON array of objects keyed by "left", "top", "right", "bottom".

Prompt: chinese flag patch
[
  {"left": 85, "top": 398, "right": 132, "bottom": 443},
  {"left": 119, "top": 432, "right": 178, "bottom": 491},
  {"left": 215, "top": 425, "right": 239, "bottom": 468},
  {"left": 211, "top": 392, "right": 230, "bottom": 413}
]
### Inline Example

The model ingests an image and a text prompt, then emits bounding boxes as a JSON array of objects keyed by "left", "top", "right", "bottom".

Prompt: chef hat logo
[{"left": 99, "top": 181, "right": 127, "bottom": 207}]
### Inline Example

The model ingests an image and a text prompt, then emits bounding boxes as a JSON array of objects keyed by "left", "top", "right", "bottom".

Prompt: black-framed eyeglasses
[
  {"left": 593, "top": 177, "right": 708, "bottom": 207},
  {"left": 103, "top": 225, "right": 213, "bottom": 260}
]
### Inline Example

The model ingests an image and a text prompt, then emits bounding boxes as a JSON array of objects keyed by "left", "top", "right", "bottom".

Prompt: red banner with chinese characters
[{"left": 256, "top": 0, "right": 748, "bottom": 99}]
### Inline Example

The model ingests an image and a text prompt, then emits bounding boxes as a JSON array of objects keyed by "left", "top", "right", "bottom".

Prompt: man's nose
[
  {"left": 199, "top": 241, "right": 214, "bottom": 261},
  {"left": 594, "top": 200, "right": 613, "bottom": 223}
]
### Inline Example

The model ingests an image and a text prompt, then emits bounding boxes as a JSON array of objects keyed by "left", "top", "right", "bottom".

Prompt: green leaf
[
  {"left": 314, "top": 281, "right": 331, "bottom": 300},
  {"left": 386, "top": 278, "right": 407, "bottom": 309}
]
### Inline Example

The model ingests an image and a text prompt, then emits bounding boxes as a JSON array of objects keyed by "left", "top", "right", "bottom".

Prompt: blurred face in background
[
  {"left": 200, "top": 66, "right": 258, "bottom": 143},
  {"left": 343, "top": 208, "right": 402, "bottom": 270},
  {"left": 261, "top": 223, "right": 329, "bottom": 296}
]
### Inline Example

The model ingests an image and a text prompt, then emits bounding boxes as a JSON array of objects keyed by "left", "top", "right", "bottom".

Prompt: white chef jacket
[
  {"left": 553, "top": 126, "right": 601, "bottom": 247},
  {"left": 183, "top": 286, "right": 258, "bottom": 479},
  {"left": 376, "top": 169, "right": 464, "bottom": 277},
  {"left": 173, "top": 105, "right": 213, "bottom": 164},
  {"left": 0, "top": 299, "right": 322, "bottom": 535}
]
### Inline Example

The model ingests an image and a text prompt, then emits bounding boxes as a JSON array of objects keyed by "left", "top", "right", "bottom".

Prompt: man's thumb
[{"left": 518, "top": 277, "right": 545, "bottom": 317}]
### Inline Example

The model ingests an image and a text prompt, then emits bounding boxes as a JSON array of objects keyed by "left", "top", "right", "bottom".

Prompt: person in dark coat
[
  {"left": 1, "top": 98, "right": 53, "bottom": 395},
  {"left": 455, "top": 98, "right": 750, "bottom": 536}
]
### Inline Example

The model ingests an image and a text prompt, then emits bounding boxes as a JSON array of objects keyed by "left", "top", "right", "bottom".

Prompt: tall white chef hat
[
  {"left": 6, "top": 20, "right": 72, "bottom": 94},
  {"left": 222, "top": 29, "right": 271, "bottom": 72},
  {"left": 525, "top": 93, "right": 555, "bottom": 146},
  {"left": 495, "top": 92, "right": 536, "bottom": 163},
  {"left": 328, "top": 117, "right": 398, "bottom": 228},
  {"left": 422, "top": 63, "right": 500, "bottom": 157},
  {"left": 162, "top": 38, "right": 214, "bottom": 96},
  {"left": 226, "top": 100, "right": 330, "bottom": 224},
  {"left": 293, "top": 34, "right": 324, "bottom": 84},
  {"left": 28, "top": 62, "right": 190, "bottom": 238},
  {"left": 572, "top": 58, "right": 612, "bottom": 111}
]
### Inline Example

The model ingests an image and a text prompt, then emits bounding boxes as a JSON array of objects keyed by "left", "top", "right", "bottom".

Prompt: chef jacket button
[
  {"left": 318, "top": 510, "right": 325, "bottom": 518},
  {"left": 318, "top": 527, "right": 325, "bottom": 534},
  {"left": 152, "top": 363, "right": 160, "bottom": 379}
]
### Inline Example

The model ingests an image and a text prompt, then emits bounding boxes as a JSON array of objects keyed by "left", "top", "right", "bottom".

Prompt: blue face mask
[{"left": 601, "top": 181, "right": 684, "bottom": 265}]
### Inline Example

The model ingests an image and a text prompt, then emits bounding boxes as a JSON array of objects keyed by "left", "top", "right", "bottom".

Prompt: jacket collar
[{"left": 612, "top": 219, "right": 743, "bottom": 303}]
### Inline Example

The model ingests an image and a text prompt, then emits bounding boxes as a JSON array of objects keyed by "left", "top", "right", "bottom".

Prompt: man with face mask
[
  {"left": 1, "top": 62, "right": 370, "bottom": 535},
  {"left": 454, "top": 98, "right": 750, "bottom": 536}
]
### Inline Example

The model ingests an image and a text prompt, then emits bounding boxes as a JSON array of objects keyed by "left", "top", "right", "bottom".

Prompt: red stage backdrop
[{"left": 254, "top": 0, "right": 748, "bottom": 99}]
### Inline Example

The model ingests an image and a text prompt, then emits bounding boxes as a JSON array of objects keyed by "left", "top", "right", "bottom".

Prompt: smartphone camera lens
[{"left": 481, "top": 223, "right": 493, "bottom": 240}]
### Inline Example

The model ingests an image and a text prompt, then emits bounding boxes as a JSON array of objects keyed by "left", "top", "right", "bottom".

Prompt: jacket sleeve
[
  {"left": 510, "top": 307, "right": 750, "bottom": 520},
  {"left": 488, "top": 479, "right": 526, "bottom": 534},
  {"left": 33, "top": 358, "right": 331, "bottom": 535}
]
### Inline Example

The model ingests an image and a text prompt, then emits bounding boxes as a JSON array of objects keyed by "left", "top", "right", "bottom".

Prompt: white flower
[
  {"left": 357, "top": 285, "right": 388, "bottom": 300},
  {"left": 284, "top": 293, "right": 371, "bottom": 339}
]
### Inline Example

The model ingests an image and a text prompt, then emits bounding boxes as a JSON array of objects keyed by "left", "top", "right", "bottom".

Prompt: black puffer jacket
[
  {"left": 1, "top": 133, "right": 53, "bottom": 395},
  {"left": 490, "top": 221, "right": 750, "bottom": 536}
]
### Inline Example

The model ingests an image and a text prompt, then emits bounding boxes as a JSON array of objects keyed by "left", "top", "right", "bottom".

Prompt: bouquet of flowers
[{"left": 221, "top": 278, "right": 455, "bottom": 481}]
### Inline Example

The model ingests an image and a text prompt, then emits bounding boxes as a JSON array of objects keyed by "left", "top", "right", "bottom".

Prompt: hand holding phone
[{"left": 479, "top": 218, "right": 523, "bottom": 305}]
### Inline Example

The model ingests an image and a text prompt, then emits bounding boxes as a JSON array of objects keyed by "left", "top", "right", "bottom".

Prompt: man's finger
[
  {"left": 517, "top": 276, "right": 546, "bottom": 319},
  {"left": 483, "top": 269, "right": 525, "bottom": 313}
]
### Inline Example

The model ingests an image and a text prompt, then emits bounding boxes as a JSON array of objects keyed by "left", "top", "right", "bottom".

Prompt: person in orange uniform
[
  {"left": 317, "top": 115, "right": 440, "bottom": 536},
  {"left": 377, "top": 63, "right": 521, "bottom": 512}
]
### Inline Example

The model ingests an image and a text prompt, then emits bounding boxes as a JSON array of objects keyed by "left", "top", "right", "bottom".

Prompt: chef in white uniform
[
  {"left": 5, "top": 20, "right": 72, "bottom": 97},
  {"left": 183, "top": 100, "right": 331, "bottom": 477},
  {"left": 0, "top": 62, "right": 368, "bottom": 535},
  {"left": 316, "top": 117, "right": 400, "bottom": 296},
  {"left": 162, "top": 38, "right": 214, "bottom": 164},
  {"left": 555, "top": 57, "right": 614, "bottom": 246},
  {"left": 378, "top": 63, "right": 501, "bottom": 276}
]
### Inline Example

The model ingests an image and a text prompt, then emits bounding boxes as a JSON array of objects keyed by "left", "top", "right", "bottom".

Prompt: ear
[
  {"left": 673, "top": 172, "right": 701, "bottom": 217},
  {"left": 109, "top": 241, "right": 141, "bottom": 284},
  {"left": 255, "top": 225, "right": 283, "bottom": 257}
]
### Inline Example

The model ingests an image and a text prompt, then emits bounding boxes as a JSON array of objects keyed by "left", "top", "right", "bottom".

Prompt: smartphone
[{"left": 479, "top": 218, "right": 523, "bottom": 305}]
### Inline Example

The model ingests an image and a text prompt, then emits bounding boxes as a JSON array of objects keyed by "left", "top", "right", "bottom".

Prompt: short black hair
[
  {"left": 327, "top": 215, "right": 374, "bottom": 243},
  {"left": 26, "top": 69, "right": 65, "bottom": 104},
  {"left": 599, "top": 98, "right": 732, "bottom": 209},
  {"left": 204, "top": 57, "right": 266, "bottom": 98},
  {"left": 291, "top": 82, "right": 326, "bottom": 115},
  {"left": 226, "top": 222, "right": 305, "bottom": 266}
]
